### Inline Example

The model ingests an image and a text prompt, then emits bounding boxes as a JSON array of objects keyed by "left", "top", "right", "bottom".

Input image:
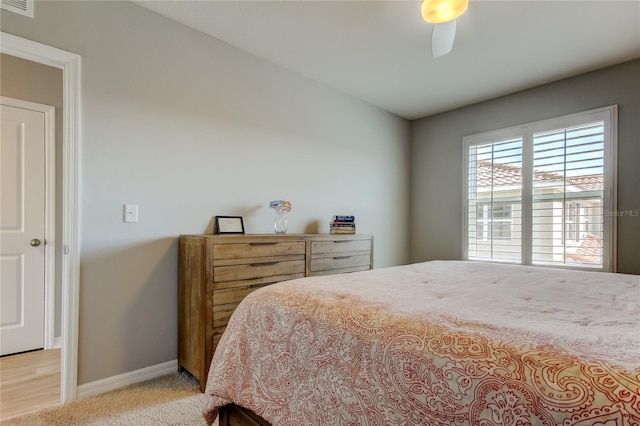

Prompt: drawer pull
[
  {"left": 333, "top": 256, "right": 352, "bottom": 260},
  {"left": 250, "top": 261, "right": 278, "bottom": 267},
  {"left": 333, "top": 240, "right": 350, "bottom": 243},
  {"left": 250, "top": 282, "right": 274, "bottom": 288},
  {"left": 250, "top": 242, "right": 278, "bottom": 246}
]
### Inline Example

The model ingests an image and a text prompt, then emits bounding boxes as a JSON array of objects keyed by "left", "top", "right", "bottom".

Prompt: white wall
[{"left": 1, "top": 1, "right": 410, "bottom": 384}]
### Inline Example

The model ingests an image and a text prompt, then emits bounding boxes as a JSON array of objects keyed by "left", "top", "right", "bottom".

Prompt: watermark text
[{"left": 604, "top": 210, "right": 640, "bottom": 217}]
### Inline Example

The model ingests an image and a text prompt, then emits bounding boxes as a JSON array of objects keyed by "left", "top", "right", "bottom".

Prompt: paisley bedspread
[{"left": 203, "top": 260, "right": 640, "bottom": 426}]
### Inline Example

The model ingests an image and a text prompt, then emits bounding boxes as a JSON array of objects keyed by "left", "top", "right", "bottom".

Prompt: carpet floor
[{"left": 1, "top": 372, "right": 216, "bottom": 426}]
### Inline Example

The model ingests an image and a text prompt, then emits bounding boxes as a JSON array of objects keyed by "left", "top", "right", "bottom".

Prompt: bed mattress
[{"left": 203, "top": 260, "right": 640, "bottom": 425}]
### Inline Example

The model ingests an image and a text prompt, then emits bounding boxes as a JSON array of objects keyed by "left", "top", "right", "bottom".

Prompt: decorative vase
[{"left": 273, "top": 210, "right": 288, "bottom": 234}]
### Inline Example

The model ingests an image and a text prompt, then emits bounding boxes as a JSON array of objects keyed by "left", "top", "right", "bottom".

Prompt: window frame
[
  {"left": 476, "top": 202, "right": 513, "bottom": 242},
  {"left": 564, "top": 201, "right": 581, "bottom": 244},
  {"left": 462, "top": 105, "right": 617, "bottom": 272}
]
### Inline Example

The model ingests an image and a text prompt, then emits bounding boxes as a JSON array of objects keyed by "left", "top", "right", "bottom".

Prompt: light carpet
[{"left": 1, "top": 372, "right": 217, "bottom": 426}]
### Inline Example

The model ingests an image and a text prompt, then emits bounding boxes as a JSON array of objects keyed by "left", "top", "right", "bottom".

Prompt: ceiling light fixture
[
  {"left": 421, "top": 0, "right": 469, "bottom": 57},
  {"left": 421, "top": 0, "right": 468, "bottom": 24}
]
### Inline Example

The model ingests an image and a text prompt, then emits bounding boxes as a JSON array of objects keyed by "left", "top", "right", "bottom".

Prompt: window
[
  {"left": 564, "top": 201, "right": 581, "bottom": 243},
  {"left": 464, "top": 106, "right": 617, "bottom": 271},
  {"left": 477, "top": 203, "right": 513, "bottom": 241}
]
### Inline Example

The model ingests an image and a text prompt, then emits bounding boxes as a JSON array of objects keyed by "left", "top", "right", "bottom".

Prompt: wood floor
[{"left": 0, "top": 349, "right": 61, "bottom": 420}]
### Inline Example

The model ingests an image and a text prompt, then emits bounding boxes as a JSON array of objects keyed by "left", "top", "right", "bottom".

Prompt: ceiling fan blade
[{"left": 432, "top": 20, "right": 457, "bottom": 58}]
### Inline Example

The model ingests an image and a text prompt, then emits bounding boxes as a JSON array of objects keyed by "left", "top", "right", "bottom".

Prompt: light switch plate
[{"left": 124, "top": 204, "right": 138, "bottom": 223}]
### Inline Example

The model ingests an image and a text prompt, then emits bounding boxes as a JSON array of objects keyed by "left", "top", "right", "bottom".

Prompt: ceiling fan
[{"left": 421, "top": 0, "right": 469, "bottom": 57}]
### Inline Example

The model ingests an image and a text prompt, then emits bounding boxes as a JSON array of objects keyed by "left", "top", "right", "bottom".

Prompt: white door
[{"left": 0, "top": 101, "right": 47, "bottom": 356}]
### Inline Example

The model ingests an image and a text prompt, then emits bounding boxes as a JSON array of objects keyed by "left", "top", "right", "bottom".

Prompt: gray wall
[
  {"left": 410, "top": 59, "right": 640, "bottom": 275},
  {"left": 1, "top": 1, "right": 411, "bottom": 384},
  {"left": 0, "top": 53, "right": 63, "bottom": 339}
]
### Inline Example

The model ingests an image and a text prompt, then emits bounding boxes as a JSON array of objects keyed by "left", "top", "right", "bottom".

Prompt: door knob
[{"left": 30, "top": 239, "right": 41, "bottom": 247}]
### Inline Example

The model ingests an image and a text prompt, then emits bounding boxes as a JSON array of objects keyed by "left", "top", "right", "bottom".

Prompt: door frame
[
  {"left": 1, "top": 32, "right": 81, "bottom": 403},
  {"left": 1, "top": 96, "right": 55, "bottom": 350}
]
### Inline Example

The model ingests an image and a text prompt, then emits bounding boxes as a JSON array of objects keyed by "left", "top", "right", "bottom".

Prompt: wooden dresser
[{"left": 178, "top": 233, "right": 373, "bottom": 391}]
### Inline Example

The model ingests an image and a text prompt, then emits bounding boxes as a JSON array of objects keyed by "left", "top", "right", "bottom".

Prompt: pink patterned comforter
[{"left": 204, "top": 261, "right": 640, "bottom": 425}]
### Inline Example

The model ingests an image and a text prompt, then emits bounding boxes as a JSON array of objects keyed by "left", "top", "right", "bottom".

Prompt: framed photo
[{"left": 214, "top": 216, "right": 245, "bottom": 234}]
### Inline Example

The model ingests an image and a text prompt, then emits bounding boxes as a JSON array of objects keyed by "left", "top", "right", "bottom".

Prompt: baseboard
[
  {"left": 77, "top": 359, "right": 178, "bottom": 399},
  {"left": 53, "top": 336, "right": 62, "bottom": 349}
]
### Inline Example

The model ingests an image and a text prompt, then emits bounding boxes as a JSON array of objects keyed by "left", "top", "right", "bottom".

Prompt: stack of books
[{"left": 330, "top": 215, "right": 356, "bottom": 234}]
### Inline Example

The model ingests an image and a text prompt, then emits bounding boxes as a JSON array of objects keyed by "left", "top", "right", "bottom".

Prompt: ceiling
[{"left": 134, "top": 1, "right": 640, "bottom": 120}]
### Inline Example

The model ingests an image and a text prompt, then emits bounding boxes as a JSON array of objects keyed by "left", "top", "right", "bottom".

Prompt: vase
[{"left": 273, "top": 210, "right": 288, "bottom": 234}]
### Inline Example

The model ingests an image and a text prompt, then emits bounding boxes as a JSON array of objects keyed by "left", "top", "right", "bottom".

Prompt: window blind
[
  {"left": 463, "top": 106, "right": 615, "bottom": 272},
  {"left": 531, "top": 122, "right": 605, "bottom": 267},
  {"left": 467, "top": 138, "right": 523, "bottom": 262}
]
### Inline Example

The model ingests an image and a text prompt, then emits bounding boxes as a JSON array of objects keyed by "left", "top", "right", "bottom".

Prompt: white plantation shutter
[
  {"left": 463, "top": 106, "right": 616, "bottom": 271},
  {"left": 532, "top": 122, "right": 605, "bottom": 267},
  {"left": 467, "top": 138, "right": 523, "bottom": 262}
]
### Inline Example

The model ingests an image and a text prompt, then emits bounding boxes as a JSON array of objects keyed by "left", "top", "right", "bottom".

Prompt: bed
[{"left": 202, "top": 260, "right": 640, "bottom": 425}]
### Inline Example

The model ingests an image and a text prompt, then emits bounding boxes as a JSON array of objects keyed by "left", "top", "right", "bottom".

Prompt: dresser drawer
[
  {"left": 212, "top": 273, "right": 304, "bottom": 334},
  {"left": 212, "top": 241, "right": 305, "bottom": 260},
  {"left": 213, "top": 302, "right": 240, "bottom": 332},
  {"left": 213, "top": 333, "right": 223, "bottom": 354},
  {"left": 213, "top": 283, "right": 265, "bottom": 306},
  {"left": 214, "top": 259, "right": 305, "bottom": 282},
  {"left": 311, "top": 239, "right": 371, "bottom": 255},
  {"left": 310, "top": 253, "right": 371, "bottom": 273}
]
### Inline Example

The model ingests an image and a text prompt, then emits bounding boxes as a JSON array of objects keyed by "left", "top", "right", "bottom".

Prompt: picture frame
[{"left": 214, "top": 216, "right": 245, "bottom": 234}]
